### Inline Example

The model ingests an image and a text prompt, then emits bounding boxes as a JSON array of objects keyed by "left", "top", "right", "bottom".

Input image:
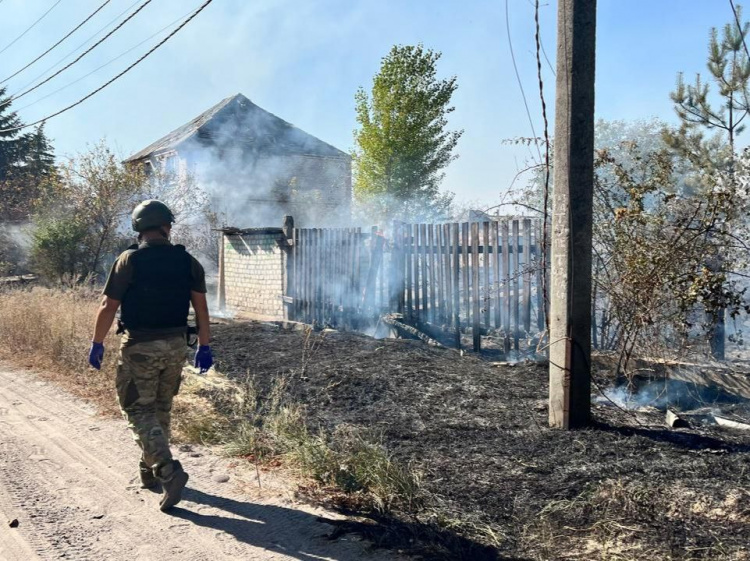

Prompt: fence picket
[
  {"left": 436, "top": 224, "right": 445, "bottom": 323},
  {"left": 461, "top": 222, "right": 470, "bottom": 326},
  {"left": 523, "top": 218, "right": 532, "bottom": 335},
  {"left": 512, "top": 220, "right": 520, "bottom": 351},
  {"left": 492, "top": 220, "right": 501, "bottom": 329},
  {"left": 502, "top": 221, "right": 511, "bottom": 352},
  {"left": 452, "top": 223, "right": 461, "bottom": 349},
  {"left": 443, "top": 223, "right": 453, "bottom": 326},
  {"left": 471, "top": 221, "right": 481, "bottom": 351},
  {"left": 482, "top": 221, "right": 490, "bottom": 330},
  {"left": 283, "top": 217, "right": 544, "bottom": 352}
]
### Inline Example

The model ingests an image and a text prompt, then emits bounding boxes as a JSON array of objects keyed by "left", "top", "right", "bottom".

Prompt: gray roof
[{"left": 124, "top": 93, "right": 348, "bottom": 162}]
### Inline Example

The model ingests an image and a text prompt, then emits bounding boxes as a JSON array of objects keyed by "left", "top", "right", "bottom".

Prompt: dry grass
[
  {"left": 0, "top": 286, "right": 226, "bottom": 443},
  {"left": 215, "top": 374, "right": 424, "bottom": 515},
  {"left": 0, "top": 286, "right": 423, "bottom": 518},
  {"left": 0, "top": 286, "right": 121, "bottom": 415}
]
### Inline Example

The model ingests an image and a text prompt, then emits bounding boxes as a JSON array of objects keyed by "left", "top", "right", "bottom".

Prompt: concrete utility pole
[{"left": 548, "top": 0, "right": 597, "bottom": 429}]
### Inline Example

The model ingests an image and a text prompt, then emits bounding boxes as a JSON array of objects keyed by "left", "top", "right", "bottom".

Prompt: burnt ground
[{"left": 211, "top": 321, "right": 750, "bottom": 561}]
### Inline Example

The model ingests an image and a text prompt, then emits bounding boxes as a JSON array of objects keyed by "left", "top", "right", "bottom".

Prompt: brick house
[{"left": 124, "top": 93, "right": 352, "bottom": 226}]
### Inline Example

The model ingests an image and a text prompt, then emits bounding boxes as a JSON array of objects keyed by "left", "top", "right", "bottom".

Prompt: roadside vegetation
[{"left": 0, "top": 286, "right": 425, "bottom": 522}]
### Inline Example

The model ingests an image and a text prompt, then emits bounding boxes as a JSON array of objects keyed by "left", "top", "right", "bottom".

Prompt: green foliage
[
  {"left": 30, "top": 217, "right": 90, "bottom": 282},
  {"left": 592, "top": 141, "right": 747, "bottom": 368},
  {"left": 353, "top": 44, "right": 462, "bottom": 222},
  {"left": 0, "top": 88, "right": 57, "bottom": 222},
  {"left": 665, "top": 5, "right": 749, "bottom": 167}
]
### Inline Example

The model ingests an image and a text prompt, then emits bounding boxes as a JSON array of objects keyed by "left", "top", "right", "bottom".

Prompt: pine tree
[
  {"left": 664, "top": 6, "right": 750, "bottom": 360},
  {"left": 353, "top": 45, "right": 462, "bottom": 222},
  {"left": 0, "top": 86, "right": 28, "bottom": 181},
  {"left": 665, "top": 5, "right": 750, "bottom": 169},
  {"left": 0, "top": 88, "right": 56, "bottom": 221}
]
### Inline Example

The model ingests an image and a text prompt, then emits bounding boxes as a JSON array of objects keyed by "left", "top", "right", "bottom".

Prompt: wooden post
[
  {"left": 406, "top": 224, "right": 414, "bottom": 322},
  {"left": 461, "top": 222, "right": 470, "bottom": 327},
  {"left": 549, "top": 0, "right": 597, "bottom": 429},
  {"left": 315, "top": 228, "right": 322, "bottom": 325},
  {"left": 436, "top": 225, "right": 445, "bottom": 323},
  {"left": 420, "top": 224, "right": 429, "bottom": 321},
  {"left": 502, "top": 220, "right": 511, "bottom": 353},
  {"left": 523, "top": 218, "right": 532, "bottom": 334},
  {"left": 512, "top": 220, "right": 520, "bottom": 351},
  {"left": 443, "top": 223, "right": 453, "bottom": 328},
  {"left": 354, "top": 227, "right": 362, "bottom": 321},
  {"left": 363, "top": 226, "right": 384, "bottom": 319},
  {"left": 428, "top": 225, "right": 437, "bottom": 323},
  {"left": 332, "top": 228, "right": 341, "bottom": 326},
  {"left": 452, "top": 223, "right": 461, "bottom": 349},
  {"left": 492, "top": 221, "right": 501, "bottom": 329},
  {"left": 217, "top": 231, "right": 226, "bottom": 312},
  {"left": 282, "top": 216, "right": 295, "bottom": 321},
  {"left": 391, "top": 222, "right": 405, "bottom": 314},
  {"left": 471, "top": 221, "right": 481, "bottom": 352},
  {"left": 482, "top": 222, "right": 492, "bottom": 330}
]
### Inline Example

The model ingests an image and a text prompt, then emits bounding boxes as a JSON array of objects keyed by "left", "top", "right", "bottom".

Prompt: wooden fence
[
  {"left": 391, "top": 219, "right": 546, "bottom": 351},
  {"left": 284, "top": 217, "right": 547, "bottom": 351}
]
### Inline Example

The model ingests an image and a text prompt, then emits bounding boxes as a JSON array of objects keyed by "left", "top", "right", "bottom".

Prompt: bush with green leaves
[{"left": 30, "top": 218, "right": 90, "bottom": 283}]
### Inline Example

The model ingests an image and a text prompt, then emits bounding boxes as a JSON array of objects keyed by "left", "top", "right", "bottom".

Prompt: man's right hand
[{"left": 88, "top": 342, "right": 104, "bottom": 370}]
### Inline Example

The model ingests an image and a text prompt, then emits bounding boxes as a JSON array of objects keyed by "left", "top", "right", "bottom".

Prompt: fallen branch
[{"left": 381, "top": 314, "right": 447, "bottom": 349}]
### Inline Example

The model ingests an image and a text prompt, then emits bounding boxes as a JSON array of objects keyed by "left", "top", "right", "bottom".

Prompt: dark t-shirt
[{"left": 103, "top": 238, "right": 207, "bottom": 344}]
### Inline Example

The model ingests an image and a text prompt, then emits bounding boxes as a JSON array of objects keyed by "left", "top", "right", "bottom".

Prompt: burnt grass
[{"left": 211, "top": 322, "right": 750, "bottom": 561}]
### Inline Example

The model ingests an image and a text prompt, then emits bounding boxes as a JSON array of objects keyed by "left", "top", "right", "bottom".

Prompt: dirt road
[{"left": 0, "top": 366, "right": 401, "bottom": 561}]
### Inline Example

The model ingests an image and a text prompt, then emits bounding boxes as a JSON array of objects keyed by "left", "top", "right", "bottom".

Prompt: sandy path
[{"left": 0, "top": 366, "right": 402, "bottom": 561}]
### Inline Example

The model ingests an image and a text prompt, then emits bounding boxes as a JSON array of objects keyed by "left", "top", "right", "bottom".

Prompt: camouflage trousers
[{"left": 115, "top": 336, "right": 186, "bottom": 472}]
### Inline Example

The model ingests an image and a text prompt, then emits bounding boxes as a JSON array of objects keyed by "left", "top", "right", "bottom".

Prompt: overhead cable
[
  {"left": 0, "top": 0, "right": 215, "bottom": 134},
  {"left": 11, "top": 0, "right": 142, "bottom": 96},
  {"left": 0, "top": 0, "right": 113, "bottom": 86},
  {"left": 0, "top": 0, "right": 63, "bottom": 56},
  {"left": 729, "top": 0, "right": 750, "bottom": 60},
  {"left": 1, "top": 0, "right": 154, "bottom": 108},
  {"left": 16, "top": 7, "right": 202, "bottom": 113}
]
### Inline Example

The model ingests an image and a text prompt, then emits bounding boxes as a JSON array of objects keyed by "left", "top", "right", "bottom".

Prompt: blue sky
[{"left": 0, "top": 0, "right": 733, "bottom": 206}]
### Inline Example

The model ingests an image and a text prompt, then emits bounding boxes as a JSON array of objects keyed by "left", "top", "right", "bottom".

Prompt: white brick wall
[{"left": 223, "top": 232, "right": 285, "bottom": 319}]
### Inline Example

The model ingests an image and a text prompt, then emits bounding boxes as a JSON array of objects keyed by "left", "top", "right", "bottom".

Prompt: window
[{"left": 163, "top": 154, "right": 178, "bottom": 175}]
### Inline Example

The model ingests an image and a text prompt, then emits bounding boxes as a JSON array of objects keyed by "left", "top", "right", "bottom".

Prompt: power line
[
  {"left": 11, "top": 0, "right": 142, "bottom": 96},
  {"left": 1, "top": 0, "right": 154, "bottom": 108},
  {"left": 0, "top": 0, "right": 215, "bottom": 134},
  {"left": 0, "top": 0, "right": 63, "bottom": 57},
  {"left": 505, "top": 0, "right": 543, "bottom": 165},
  {"left": 16, "top": 7, "right": 201, "bottom": 113},
  {"left": 729, "top": 0, "right": 750, "bottom": 60},
  {"left": 0, "top": 0, "right": 113, "bottom": 86}
]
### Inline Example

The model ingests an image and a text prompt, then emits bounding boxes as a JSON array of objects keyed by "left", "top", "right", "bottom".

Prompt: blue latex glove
[
  {"left": 89, "top": 342, "right": 104, "bottom": 370},
  {"left": 194, "top": 345, "right": 213, "bottom": 374}
]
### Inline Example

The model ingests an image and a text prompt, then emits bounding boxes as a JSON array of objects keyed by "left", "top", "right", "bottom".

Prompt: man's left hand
[{"left": 89, "top": 342, "right": 104, "bottom": 370}]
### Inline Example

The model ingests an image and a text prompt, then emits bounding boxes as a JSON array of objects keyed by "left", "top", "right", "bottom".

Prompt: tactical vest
[{"left": 120, "top": 243, "right": 192, "bottom": 331}]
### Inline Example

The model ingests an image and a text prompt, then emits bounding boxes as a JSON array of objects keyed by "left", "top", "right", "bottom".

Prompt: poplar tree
[{"left": 353, "top": 45, "right": 462, "bottom": 222}]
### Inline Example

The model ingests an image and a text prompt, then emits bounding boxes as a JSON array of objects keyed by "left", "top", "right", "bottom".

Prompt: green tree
[
  {"left": 664, "top": 6, "right": 750, "bottom": 359},
  {"left": 665, "top": 5, "right": 748, "bottom": 170},
  {"left": 30, "top": 217, "right": 90, "bottom": 283},
  {"left": 353, "top": 44, "right": 462, "bottom": 222},
  {"left": 35, "top": 142, "right": 146, "bottom": 281},
  {"left": 0, "top": 88, "right": 57, "bottom": 222}
]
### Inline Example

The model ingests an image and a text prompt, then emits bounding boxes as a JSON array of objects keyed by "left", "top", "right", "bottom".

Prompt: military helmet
[{"left": 131, "top": 200, "right": 175, "bottom": 232}]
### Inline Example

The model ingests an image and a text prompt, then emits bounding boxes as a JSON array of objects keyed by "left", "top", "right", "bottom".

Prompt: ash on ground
[{"left": 210, "top": 321, "right": 750, "bottom": 561}]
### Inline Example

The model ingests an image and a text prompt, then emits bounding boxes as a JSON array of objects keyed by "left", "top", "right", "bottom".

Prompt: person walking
[{"left": 88, "top": 200, "right": 214, "bottom": 511}]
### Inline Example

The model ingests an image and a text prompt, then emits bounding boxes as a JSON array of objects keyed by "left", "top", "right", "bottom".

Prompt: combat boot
[
  {"left": 157, "top": 460, "right": 189, "bottom": 511},
  {"left": 139, "top": 460, "right": 158, "bottom": 489}
]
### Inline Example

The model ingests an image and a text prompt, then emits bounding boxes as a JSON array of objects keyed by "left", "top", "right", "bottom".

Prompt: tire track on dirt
[{"left": 0, "top": 366, "right": 404, "bottom": 561}]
